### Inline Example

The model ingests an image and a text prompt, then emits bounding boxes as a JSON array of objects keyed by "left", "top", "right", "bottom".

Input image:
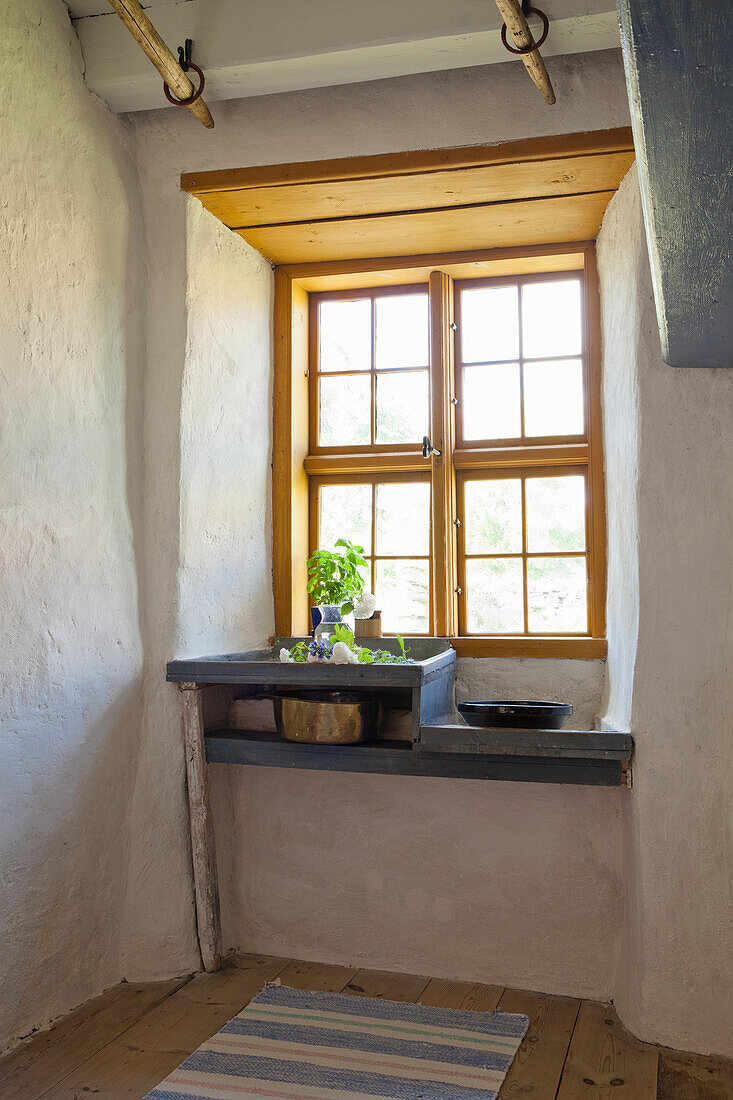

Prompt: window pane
[
  {"left": 460, "top": 286, "right": 519, "bottom": 363},
  {"left": 522, "top": 279, "right": 582, "bottom": 359},
  {"left": 319, "top": 375, "right": 371, "bottom": 446},
  {"left": 376, "top": 482, "right": 430, "bottom": 556},
  {"left": 527, "top": 556, "right": 587, "bottom": 633},
  {"left": 465, "top": 479, "right": 522, "bottom": 554},
  {"left": 375, "top": 294, "right": 429, "bottom": 369},
  {"left": 319, "top": 299, "right": 371, "bottom": 372},
  {"left": 376, "top": 370, "right": 429, "bottom": 444},
  {"left": 523, "top": 359, "right": 584, "bottom": 437},
  {"left": 319, "top": 484, "right": 372, "bottom": 556},
  {"left": 526, "top": 476, "right": 586, "bottom": 552},
  {"left": 466, "top": 558, "right": 524, "bottom": 633},
  {"left": 463, "top": 363, "right": 521, "bottom": 440},
  {"left": 375, "top": 559, "right": 430, "bottom": 633}
]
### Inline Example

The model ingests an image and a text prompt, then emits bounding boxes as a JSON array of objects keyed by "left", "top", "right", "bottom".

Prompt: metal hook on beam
[
  {"left": 493, "top": 0, "right": 556, "bottom": 104},
  {"left": 106, "top": 2, "right": 214, "bottom": 127}
]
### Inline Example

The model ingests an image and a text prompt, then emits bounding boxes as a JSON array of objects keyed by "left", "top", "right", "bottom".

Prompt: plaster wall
[
  {"left": 598, "top": 166, "right": 733, "bottom": 1057},
  {"left": 457, "top": 658, "right": 605, "bottom": 731},
  {"left": 596, "top": 175, "right": 641, "bottom": 733},
  {"left": 5, "top": 8, "right": 730, "bottom": 1061},
  {"left": 133, "top": 49, "right": 629, "bottom": 1004},
  {"left": 0, "top": 0, "right": 145, "bottom": 1051},
  {"left": 178, "top": 202, "right": 275, "bottom": 658}
]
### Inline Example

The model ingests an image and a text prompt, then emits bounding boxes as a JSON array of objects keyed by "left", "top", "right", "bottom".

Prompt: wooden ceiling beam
[
  {"left": 180, "top": 131, "right": 634, "bottom": 266},
  {"left": 233, "top": 191, "right": 616, "bottom": 265},
  {"left": 199, "top": 152, "right": 634, "bottom": 229},
  {"left": 106, "top": 0, "right": 214, "bottom": 128},
  {"left": 181, "top": 129, "right": 633, "bottom": 194},
  {"left": 493, "top": 0, "right": 556, "bottom": 104}
]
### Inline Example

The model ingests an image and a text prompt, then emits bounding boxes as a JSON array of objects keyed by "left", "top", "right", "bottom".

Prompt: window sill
[{"left": 450, "top": 636, "right": 607, "bottom": 659}]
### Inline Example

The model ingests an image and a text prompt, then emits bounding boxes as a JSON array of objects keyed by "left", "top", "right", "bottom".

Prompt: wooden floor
[{"left": 1, "top": 955, "right": 731, "bottom": 1099}]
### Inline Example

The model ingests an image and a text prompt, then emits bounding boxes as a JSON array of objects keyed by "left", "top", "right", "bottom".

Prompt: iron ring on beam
[
  {"left": 501, "top": 6, "right": 549, "bottom": 54},
  {"left": 163, "top": 61, "right": 206, "bottom": 106}
]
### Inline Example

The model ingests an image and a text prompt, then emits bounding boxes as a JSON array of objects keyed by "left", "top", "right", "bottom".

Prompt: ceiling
[{"left": 66, "top": 0, "right": 620, "bottom": 114}]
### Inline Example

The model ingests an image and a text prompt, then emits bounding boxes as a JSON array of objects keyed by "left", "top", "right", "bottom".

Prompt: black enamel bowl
[{"left": 457, "top": 700, "right": 572, "bottom": 730}]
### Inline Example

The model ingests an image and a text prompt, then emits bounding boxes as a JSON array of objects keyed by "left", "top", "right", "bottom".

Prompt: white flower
[
  {"left": 279, "top": 648, "right": 295, "bottom": 663},
  {"left": 353, "top": 591, "right": 377, "bottom": 619},
  {"left": 330, "top": 641, "right": 359, "bottom": 665}
]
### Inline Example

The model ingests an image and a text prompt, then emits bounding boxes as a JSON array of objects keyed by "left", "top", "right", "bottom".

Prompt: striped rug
[{"left": 143, "top": 981, "right": 530, "bottom": 1099}]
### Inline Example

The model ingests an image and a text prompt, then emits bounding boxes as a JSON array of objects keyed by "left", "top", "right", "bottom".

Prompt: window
[
  {"left": 309, "top": 287, "right": 433, "bottom": 634},
  {"left": 276, "top": 246, "right": 606, "bottom": 657},
  {"left": 460, "top": 471, "right": 590, "bottom": 636},
  {"left": 312, "top": 289, "right": 430, "bottom": 451},
  {"left": 452, "top": 275, "right": 597, "bottom": 641},
  {"left": 313, "top": 475, "right": 432, "bottom": 634}
]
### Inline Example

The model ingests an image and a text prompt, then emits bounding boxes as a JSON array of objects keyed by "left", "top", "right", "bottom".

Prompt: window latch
[{"left": 422, "top": 435, "right": 442, "bottom": 458}]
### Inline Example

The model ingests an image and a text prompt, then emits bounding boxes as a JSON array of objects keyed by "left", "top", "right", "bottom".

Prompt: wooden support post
[
  {"left": 179, "top": 682, "right": 222, "bottom": 972},
  {"left": 106, "top": 0, "right": 215, "bottom": 128},
  {"left": 493, "top": 0, "right": 556, "bottom": 105}
]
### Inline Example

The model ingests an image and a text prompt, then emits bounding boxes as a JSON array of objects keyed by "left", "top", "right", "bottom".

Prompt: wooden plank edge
[
  {"left": 279, "top": 240, "right": 593, "bottom": 280},
  {"left": 418, "top": 726, "right": 634, "bottom": 759},
  {"left": 452, "top": 636, "right": 607, "bottom": 658},
  {"left": 228, "top": 188, "right": 617, "bottom": 233},
  {"left": 204, "top": 731, "right": 628, "bottom": 786},
  {"left": 181, "top": 128, "right": 634, "bottom": 194}
]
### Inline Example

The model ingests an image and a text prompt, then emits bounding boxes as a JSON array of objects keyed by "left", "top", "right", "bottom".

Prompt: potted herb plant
[{"left": 306, "top": 539, "right": 368, "bottom": 636}]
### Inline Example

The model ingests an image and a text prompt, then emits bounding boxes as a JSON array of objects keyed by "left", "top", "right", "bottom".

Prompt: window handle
[{"left": 422, "top": 435, "right": 442, "bottom": 458}]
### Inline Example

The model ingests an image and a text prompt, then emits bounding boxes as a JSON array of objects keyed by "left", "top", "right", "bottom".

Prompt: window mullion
[
  {"left": 428, "top": 270, "right": 458, "bottom": 637},
  {"left": 370, "top": 295, "right": 377, "bottom": 446},
  {"left": 520, "top": 476, "right": 529, "bottom": 634}
]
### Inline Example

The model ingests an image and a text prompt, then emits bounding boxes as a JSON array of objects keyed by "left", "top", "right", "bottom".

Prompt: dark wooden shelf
[
  {"left": 205, "top": 728, "right": 633, "bottom": 787},
  {"left": 167, "top": 638, "right": 455, "bottom": 688},
  {"left": 419, "top": 724, "right": 633, "bottom": 760}
]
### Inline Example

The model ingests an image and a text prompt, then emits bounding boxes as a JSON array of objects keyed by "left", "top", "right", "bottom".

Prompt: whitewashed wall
[
  {"left": 6, "top": 11, "right": 729, "bottom": 1060},
  {"left": 599, "top": 167, "right": 733, "bottom": 1057},
  {"left": 131, "top": 48, "right": 630, "bottom": 1009},
  {"left": 0, "top": 0, "right": 145, "bottom": 1052}
]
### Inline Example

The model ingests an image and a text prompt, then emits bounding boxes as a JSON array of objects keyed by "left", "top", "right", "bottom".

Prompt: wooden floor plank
[
  {"left": 345, "top": 968, "right": 430, "bottom": 1002},
  {"left": 0, "top": 977, "right": 189, "bottom": 1100},
  {"left": 42, "top": 954, "right": 288, "bottom": 1100},
  {"left": 657, "top": 1047, "right": 733, "bottom": 1100},
  {"left": 418, "top": 977, "right": 504, "bottom": 1012},
  {"left": 174, "top": 951, "right": 290, "bottom": 1006},
  {"left": 278, "top": 959, "right": 358, "bottom": 991},
  {"left": 498, "top": 987, "right": 581, "bottom": 1099},
  {"left": 556, "top": 1000, "right": 658, "bottom": 1099},
  {"left": 6, "top": 954, "right": 732, "bottom": 1100}
]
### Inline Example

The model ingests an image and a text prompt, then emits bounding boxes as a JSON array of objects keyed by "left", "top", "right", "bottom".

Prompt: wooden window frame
[
  {"left": 457, "top": 464, "right": 594, "bottom": 638},
  {"left": 273, "top": 241, "right": 607, "bottom": 658},
  {"left": 309, "top": 471, "right": 433, "bottom": 637},
  {"left": 308, "top": 284, "right": 430, "bottom": 457}
]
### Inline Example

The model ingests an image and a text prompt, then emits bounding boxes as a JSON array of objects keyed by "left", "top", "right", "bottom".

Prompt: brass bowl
[{"left": 273, "top": 691, "right": 379, "bottom": 744}]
